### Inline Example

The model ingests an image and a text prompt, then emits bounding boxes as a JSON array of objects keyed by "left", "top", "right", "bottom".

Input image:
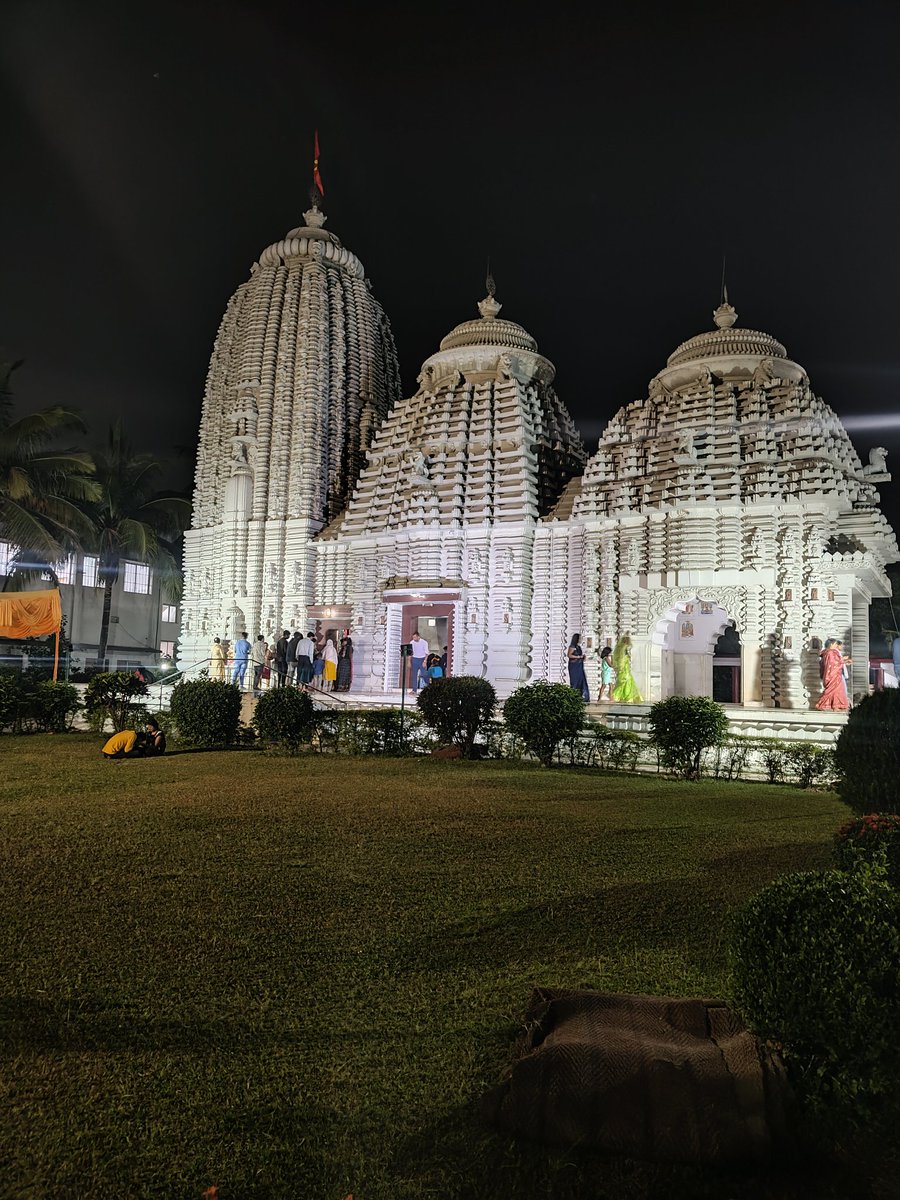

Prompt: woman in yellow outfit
[
  {"left": 611, "top": 633, "right": 642, "bottom": 703},
  {"left": 322, "top": 637, "right": 338, "bottom": 690},
  {"left": 210, "top": 637, "right": 226, "bottom": 682}
]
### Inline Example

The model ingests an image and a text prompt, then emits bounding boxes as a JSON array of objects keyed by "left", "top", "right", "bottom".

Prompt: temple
[{"left": 180, "top": 206, "right": 898, "bottom": 722}]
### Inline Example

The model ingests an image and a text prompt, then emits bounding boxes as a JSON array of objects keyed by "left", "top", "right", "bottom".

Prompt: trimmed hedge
[
  {"left": 169, "top": 679, "right": 242, "bottom": 747},
  {"left": 834, "top": 689, "right": 900, "bottom": 813},
  {"left": 503, "top": 682, "right": 585, "bottom": 768},
  {"left": 416, "top": 676, "right": 497, "bottom": 757},
  {"left": 253, "top": 687, "right": 315, "bottom": 753},
  {"left": 730, "top": 864, "right": 900, "bottom": 1127},
  {"left": 834, "top": 813, "right": 900, "bottom": 889},
  {"left": 0, "top": 672, "right": 81, "bottom": 733},
  {"left": 648, "top": 695, "right": 729, "bottom": 779}
]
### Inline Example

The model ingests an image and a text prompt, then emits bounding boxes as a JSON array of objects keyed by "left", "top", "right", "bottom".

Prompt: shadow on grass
[
  {"left": 0, "top": 996, "right": 276, "bottom": 1053},
  {"left": 390, "top": 1096, "right": 867, "bottom": 1200},
  {"left": 401, "top": 841, "right": 828, "bottom": 974}
]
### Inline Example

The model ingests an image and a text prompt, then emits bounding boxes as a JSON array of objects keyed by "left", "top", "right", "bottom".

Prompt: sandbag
[{"left": 482, "top": 988, "right": 792, "bottom": 1165}]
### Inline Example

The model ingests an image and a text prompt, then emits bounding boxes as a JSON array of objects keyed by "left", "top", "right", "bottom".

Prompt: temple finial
[
  {"left": 486, "top": 259, "right": 496, "bottom": 298},
  {"left": 713, "top": 254, "right": 737, "bottom": 328}
]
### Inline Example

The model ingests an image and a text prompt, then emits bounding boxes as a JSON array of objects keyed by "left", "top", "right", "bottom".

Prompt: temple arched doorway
[{"left": 650, "top": 598, "right": 742, "bottom": 703}]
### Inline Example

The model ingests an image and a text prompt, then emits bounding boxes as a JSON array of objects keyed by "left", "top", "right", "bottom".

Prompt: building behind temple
[{"left": 179, "top": 204, "right": 898, "bottom": 715}]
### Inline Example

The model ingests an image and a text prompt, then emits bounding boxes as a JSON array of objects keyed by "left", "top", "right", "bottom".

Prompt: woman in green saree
[{"left": 611, "top": 633, "right": 642, "bottom": 703}]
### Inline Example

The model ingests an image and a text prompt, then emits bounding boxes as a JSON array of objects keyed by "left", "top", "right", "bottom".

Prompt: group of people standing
[
  {"left": 208, "top": 631, "right": 354, "bottom": 693},
  {"left": 566, "top": 633, "right": 642, "bottom": 705}
]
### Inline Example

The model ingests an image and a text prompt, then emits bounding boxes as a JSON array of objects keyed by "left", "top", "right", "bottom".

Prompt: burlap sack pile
[{"left": 483, "top": 988, "right": 792, "bottom": 1165}]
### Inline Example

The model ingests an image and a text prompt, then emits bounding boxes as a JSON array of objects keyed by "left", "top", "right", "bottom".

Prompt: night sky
[{"left": 4, "top": 0, "right": 900, "bottom": 530}]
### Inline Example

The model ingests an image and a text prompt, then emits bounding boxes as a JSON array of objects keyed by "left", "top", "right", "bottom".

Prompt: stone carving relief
[
  {"left": 466, "top": 547, "right": 488, "bottom": 584},
  {"left": 496, "top": 547, "right": 515, "bottom": 584}
]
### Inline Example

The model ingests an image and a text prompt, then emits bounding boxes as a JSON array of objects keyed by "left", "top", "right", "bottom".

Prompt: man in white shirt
[
  {"left": 296, "top": 631, "right": 315, "bottom": 686},
  {"left": 410, "top": 632, "right": 429, "bottom": 691}
]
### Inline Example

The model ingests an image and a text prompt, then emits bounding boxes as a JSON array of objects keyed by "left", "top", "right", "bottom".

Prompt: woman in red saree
[{"left": 815, "top": 639, "right": 849, "bottom": 711}]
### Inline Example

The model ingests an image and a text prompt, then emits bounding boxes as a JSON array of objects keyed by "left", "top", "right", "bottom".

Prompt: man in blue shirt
[{"left": 232, "top": 631, "right": 252, "bottom": 689}]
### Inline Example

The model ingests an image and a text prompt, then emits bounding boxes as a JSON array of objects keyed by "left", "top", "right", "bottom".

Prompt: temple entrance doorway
[
  {"left": 651, "top": 598, "right": 742, "bottom": 702},
  {"left": 712, "top": 623, "right": 742, "bottom": 704},
  {"left": 398, "top": 603, "right": 454, "bottom": 689}
]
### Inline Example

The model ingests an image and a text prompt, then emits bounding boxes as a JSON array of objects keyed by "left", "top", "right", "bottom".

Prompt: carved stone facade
[{"left": 181, "top": 214, "right": 897, "bottom": 711}]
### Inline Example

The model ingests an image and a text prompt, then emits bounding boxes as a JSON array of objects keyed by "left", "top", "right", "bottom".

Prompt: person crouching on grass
[{"left": 101, "top": 719, "right": 166, "bottom": 759}]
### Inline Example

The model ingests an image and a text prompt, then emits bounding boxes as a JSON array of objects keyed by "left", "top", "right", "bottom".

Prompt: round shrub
[
  {"left": 834, "top": 813, "right": 900, "bottom": 888},
  {"left": 30, "top": 680, "right": 81, "bottom": 732},
  {"left": 253, "top": 686, "right": 315, "bottom": 753},
  {"left": 503, "top": 681, "right": 584, "bottom": 768},
  {"left": 416, "top": 675, "right": 497, "bottom": 758},
  {"left": 730, "top": 865, "right": 900, "bottom": 1124},
  {"left": 648, "top": 695, "right": 728, "bottom": 779},
  {"left": 169, "top": 679, "right": 242, "bottom": 747},
  {"left": 834, "top": 690, "right": 900, "bottom": 813}
]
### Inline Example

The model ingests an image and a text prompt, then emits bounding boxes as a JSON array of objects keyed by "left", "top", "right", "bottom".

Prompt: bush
[
  {"left": 0, "top": 670, "right": 28, "bottom": 733},
  {"left": 705, "top": 734, "right": 752, "bottom": 781},
  {"left": 729, "top": 864, "right": 900, "bottom": 1127},
  {"left": 313, "top": 708, "right": 434, "bottom": 756},
  {"left": 503, "top": 682, "right": 584, "bottom": 768},
  {"left": 84, "top": 671, "right": 149, "bottom": 733},
  {"left": 169, "top": 679, "right": 242, "bottom": 747},
  {"left": 648, "top": 695, "right": 729, "bottom": 779},
  {"left": 592, "top": 725, "right": 642, "bottom": 772},
  {"left": 834, "top": 690, "right": 900, "bottom": 813},
  {"left": 478, "top": 718, "right": 526, "bottom": 761},
  {"left": 29, "top": 681, "right": 81, "bottom": 732},
  {"left": 834, "top": 814, "right": 900, "bottom": 889},
  {"left": 253, "top": 687, "right": 315, "bottom": 753},
  {"left": 415, "top": 676, "right": 497, "bottom": 758},
  {"left": 780, "top": 742, "right": 836, "bottom": 789}
]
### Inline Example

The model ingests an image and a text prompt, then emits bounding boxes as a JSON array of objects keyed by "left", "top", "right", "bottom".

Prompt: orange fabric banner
[{"left": 0, "top": 589, "right": 63, "bottom": 639}]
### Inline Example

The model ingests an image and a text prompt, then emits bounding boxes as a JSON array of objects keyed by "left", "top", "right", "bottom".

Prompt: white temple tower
[
  {"left": 315, "top": 283, "right": 586, "bottom": 695},
  {"left": 536, "top": 297, "right": 898, "bottom": 708},
  {"left": 179, "top": 204, "right": 401, "bottom": 665}
]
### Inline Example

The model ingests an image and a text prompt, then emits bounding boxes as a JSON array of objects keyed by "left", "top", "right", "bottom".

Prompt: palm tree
[
  {"left": 0, "top": 358, "right": 99, "bottom": 584},
  {"left": 90, "top": 422, "right": 191, "bottom": 668}
]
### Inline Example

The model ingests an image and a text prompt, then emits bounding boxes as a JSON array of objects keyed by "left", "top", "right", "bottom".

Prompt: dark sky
[{"left": 3, "top": 0, "right": 900, "bottom": 529}]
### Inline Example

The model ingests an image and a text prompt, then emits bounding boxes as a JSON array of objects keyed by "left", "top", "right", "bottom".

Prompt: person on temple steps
[
  {"left": 232, "top": 632, "right": 251, "bottom": 689},
  {"left": 210, "top": 637, "right": 226, "bottom": 682},
  {"left": 286, "top": 630, "right": 301, "bottom": 684},
  {"left": 567, "top": 633, "right": 590, "bottom": 702},
  {"left": 322, "top": 636, "right": 339, "bottom": 691},
  {"left": 250, "top": 634, "right": 267, "bottom": 692},
  {"left": 335, "top": 636, "right": 354, "bottom": 691},
  {"left": 296, "top": 630, "right": 315, "bottom": 686},
  {"left": 410, "top": 631, "right": 429, "bottom": 691},
  {"left": 274, "top": 630, "right": 290, "bottom": 687},
  {"left": 598, "top": 645, "right": 615, "bottom": 702}
]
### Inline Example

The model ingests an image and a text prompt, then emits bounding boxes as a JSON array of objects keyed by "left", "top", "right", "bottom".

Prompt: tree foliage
[
  {"left": 648, "top": 695, "right": 729, "bottom": 779},
  {"left": 84, "top": 670, "right": 149, "bottom": 733},
  {"left": 503, "top": 681, "right": 584, "bottom": 767},
  {"left": 415, "top": 675, "right": 497, "bottom": 757}
]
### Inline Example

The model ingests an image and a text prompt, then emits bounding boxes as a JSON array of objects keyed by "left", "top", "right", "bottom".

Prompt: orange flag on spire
[{"left": 313, "top": 129, "right": 325, "bottom": 197}]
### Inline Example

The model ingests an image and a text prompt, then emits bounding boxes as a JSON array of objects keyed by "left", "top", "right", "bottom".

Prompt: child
[{"left": 598, "top": 645, "right": 615, "bottom": 702}]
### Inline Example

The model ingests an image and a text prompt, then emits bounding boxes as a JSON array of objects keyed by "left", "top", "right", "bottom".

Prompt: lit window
[
  {"left": 82, "top": 556, "right": 101, "bottom": 587},
  {"left": 123, "top": 561, "right": 152, "bottom": 594},
  {"left": 0, "top": 542, "right": 18, "bottom": 575},
  {"left": 54, "top": 555, "right": 75, "bottom": 585},
  {"left": 161, "top": 604, "right": 177, "bottom": 623},
  {"left": 160, "top": 640, "right": 175, "bottom": 657}
]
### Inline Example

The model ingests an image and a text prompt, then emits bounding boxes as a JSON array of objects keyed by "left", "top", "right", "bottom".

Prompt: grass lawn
[{"left": 0, "top": 734, "right": 867, "bottom": 1199}]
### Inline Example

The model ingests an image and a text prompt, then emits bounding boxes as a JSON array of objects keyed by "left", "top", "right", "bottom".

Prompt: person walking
[
  {"left": 611, "top": 634, "right": 642, "bottom": 703},
  {"left": 410, "top": 631, "right": 429, "bottom": 691},
  {"left": 250, "top": 634, "right": 267, "bottom": 692},
  {"left": 274, "top": 630, "right": 290, "bottom": 687},
  {"left": 296, "top": 630, "right": 315, "bottom": 686},
  {"left": 286, "top": 630, "right": 301, "bottom": 684},
  {"left": 210, "top": 637, "right": 226, "bottom": 682},
  {"left": 816, "top": 638, "right": 850, "bottom": 711},
  {"left": 232, "top": 631, "right": 251, "bottom": 689},
  {"left": 440, "top": 645, "right": 449, "bottom": 676},
  {"left": 598, "top": 645, "right": 615, "bottom": 702},
  {"left": 567, "top": 633, "right": 590, "bottom": 701}
]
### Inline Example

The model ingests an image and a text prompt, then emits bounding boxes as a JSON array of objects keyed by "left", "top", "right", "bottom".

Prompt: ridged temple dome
[
  {"left": 439, "top": 294, "right": 539, "bottom": 353},
  {"left": 667, "top": 301, "right": 788, "bottom": 366}
]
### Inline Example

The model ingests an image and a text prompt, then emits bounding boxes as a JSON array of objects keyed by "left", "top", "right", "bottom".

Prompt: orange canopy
[{"left": 0, "top": 588, "right": 62, "bottom": 638}]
